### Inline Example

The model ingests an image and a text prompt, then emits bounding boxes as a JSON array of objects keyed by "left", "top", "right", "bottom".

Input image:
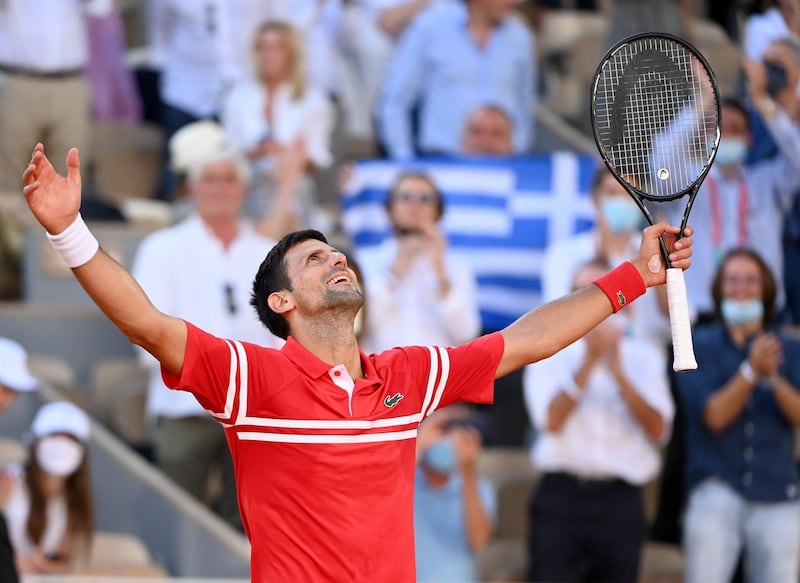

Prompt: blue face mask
[
  {"left": 715, "top": 138, "right": 748, "bottom": 167},
  {"left": 600, "top": 198, "right": 642, "bottom": 234},
  {"left": 721, "top": 298, "right": 763, "bottom": 326},
  {"left": 422, "top": 438, "right": 458, "bottom": 475}
]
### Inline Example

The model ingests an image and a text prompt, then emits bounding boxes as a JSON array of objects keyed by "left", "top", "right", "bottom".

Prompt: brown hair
[
  {"left": 253, "top": 21, "right": 306, "bottom": 100},
  {"left": 710, "top": 248, "right": 778, "bottom": 324},
  {"left": 386, "top": 171, "right": 445, "bottom": 222},
  {"left": 25, "top": 435, "right": 93, "bottom": 560}
]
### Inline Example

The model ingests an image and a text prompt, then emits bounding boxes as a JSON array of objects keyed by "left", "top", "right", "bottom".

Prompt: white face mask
[{"left": 36, "top": 436, "right": 84, "bottom": 477}]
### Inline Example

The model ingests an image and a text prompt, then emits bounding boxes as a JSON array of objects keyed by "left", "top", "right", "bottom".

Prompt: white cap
[
  {"left": 0, "top": 337, "right": 38, "bottom": 392},
  {"left": 168, "top": 121, "right": 249, "bottom": 182},
  {"left": 31, "top": 401, "right": 90, "bottom": 442}
]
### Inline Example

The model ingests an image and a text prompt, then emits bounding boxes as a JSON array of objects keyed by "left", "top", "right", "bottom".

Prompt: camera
[{"left": 765, "top": 61, "right": 788, "bottom": 97}]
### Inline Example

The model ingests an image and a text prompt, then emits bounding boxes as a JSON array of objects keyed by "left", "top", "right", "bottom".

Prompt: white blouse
[
  {"left": 2, "top": 465, "right": 68, "bottom": 557},
  {"left": 221, "top": 80, "right": 335, "bottom": 169}
]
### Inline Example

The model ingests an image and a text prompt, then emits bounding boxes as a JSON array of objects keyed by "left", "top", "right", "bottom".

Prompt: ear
[{"left": 268, "top": 291, "right": 294, "bottom": 315}]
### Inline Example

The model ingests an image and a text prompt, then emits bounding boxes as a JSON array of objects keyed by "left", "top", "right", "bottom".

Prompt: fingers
[{"left": 66, "top": 147, "right": 81, "bottom": 184}]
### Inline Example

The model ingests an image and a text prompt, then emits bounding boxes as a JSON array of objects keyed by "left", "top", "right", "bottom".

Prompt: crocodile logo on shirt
[{"left": 383, "top": 392, "right": 405, "bottom": 408}]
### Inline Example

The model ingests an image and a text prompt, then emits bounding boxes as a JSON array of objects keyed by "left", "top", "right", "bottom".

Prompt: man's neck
[
  {"left": 467, "top": 3, "right": 494, "bottom": 48},
  {"left": 202, "top": 217, "right": 240, "bottom": 249},
  {"left": 718, "top": 163, "right": 742, "bottom": 181},
  {"left": 292, "top": 320, "right": 364, "bottom": 378}
]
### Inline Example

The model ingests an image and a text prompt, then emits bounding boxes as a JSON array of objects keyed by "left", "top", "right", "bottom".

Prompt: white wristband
[
  {"left": 739, "top": 360, "right": 757, "bottom": 384},
  {"left": 45, "top": 214, "right": 99, "bottom": 268}
]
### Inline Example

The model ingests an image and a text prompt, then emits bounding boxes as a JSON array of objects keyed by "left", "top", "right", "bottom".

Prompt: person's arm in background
[
  {"left": 378, "top": 0, "right": 429, "bottom": 37},
  {"left": 377, "top": 13, "right": 429, "bottom": 159},
  {"left": 452, "top": 427, "right": 493, "bottom": 552},
  {"left": 514, "top": 25, "right": 535, "bottom": 152},
  {"left": 256, "top": 140, "right": 305, "bottom": 240},
  {"left": 22, "top": 145, "right": 187, "bottom": 376},
  {"left": 145, "top": 0, "right": 170, "bottom": 70},
  {"left": 496, "top": 222, "right": 694, "bottom": 378}
]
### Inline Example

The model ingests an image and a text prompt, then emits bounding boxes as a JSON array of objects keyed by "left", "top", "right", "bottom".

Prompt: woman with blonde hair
[
  {"left": 1, "top": 401, "right": 93, "bottom": 574},
  {"left": 221, "top": 20, "right": 335, "bottom": 235}
]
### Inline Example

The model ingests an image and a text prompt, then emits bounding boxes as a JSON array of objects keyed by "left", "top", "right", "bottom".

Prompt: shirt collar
[{"left": 281, "top": 336, "right": 381, "bottom": 386}]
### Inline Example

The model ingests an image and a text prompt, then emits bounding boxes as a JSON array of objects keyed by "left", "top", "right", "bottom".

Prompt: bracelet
[
  {"left": 45, "top": 214, "right": 99, "bottom": 268},
  {"left": 593, "top": 261, "right": 646, "bottom": 313},
  {"left": 739, "top": 360, "right": 757, "bottom": 384}
]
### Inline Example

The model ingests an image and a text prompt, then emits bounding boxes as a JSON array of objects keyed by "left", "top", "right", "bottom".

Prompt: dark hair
[
  {"left": 250, "top": 229, "right": 328, "bottom": 339},
  {"left": 26, "top": 435, "right": 93, "bottom": 561},
  {"left": 720, "top": 96, "right": 750, "bottom": 130},
  {"left": 711, "top": 248, "right": 778, "bottom": 324},
  {"left": 386, "top": 171, "right": 445, "bottom": 222},
  {"left": 590, "top": 164, "right": 613, "bottom": 196}
]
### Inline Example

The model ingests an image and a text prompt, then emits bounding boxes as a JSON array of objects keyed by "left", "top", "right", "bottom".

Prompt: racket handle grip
[{"left": 666, "top": 267, "right": 698, "bottom": 371}]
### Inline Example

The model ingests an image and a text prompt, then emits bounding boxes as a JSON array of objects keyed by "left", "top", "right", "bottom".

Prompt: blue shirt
[
  {"left": 677, "top": 322, "right": 800, "bottom": 502},
  {"left": 414, "top": 467, "right": 496, "bottom": 582},
  {"left": 378, "top": 3, "right": 536, "bottom": 158}
]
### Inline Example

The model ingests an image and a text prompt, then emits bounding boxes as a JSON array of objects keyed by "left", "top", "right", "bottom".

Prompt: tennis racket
[{"left": 590, "top": 32, "right": 720, "bottom": 371}]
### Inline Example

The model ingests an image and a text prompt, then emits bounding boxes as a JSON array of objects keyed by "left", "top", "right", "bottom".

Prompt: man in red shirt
[{"left": 20, "top": 143, "right": 694, "bottom": 582}]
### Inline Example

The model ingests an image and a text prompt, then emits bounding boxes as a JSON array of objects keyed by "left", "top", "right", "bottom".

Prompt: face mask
[
  {"left": 36, "top": 436, "right": 84, "bottom": 477},
  {"left": 715, "top": 138, "right": 748, "bottom": 167},
  {"left": 422, "top": 438, "right": 458, "bottom": 475},
  {"left": 600, "top": 198, "right": 642, "bottom": 234},
  {"left": 721, "top": 298, "right": 763, "bottom": 327}
]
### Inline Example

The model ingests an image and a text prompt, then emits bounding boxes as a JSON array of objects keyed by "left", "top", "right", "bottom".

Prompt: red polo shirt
[{"left": 163, "top": 322, "right": 503, "bottom": 582}]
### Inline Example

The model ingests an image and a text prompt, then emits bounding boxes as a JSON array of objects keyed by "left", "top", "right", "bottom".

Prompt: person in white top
[
  {"left": 0, "top": 0, "right": 110, "bottom": 193},
  {"left": 356, "top": 171, "right": 481, "bottom": 353},
  {"left": 2, "top": 401, "right": 92, "bottom": 575},
  {"left": 132, "top": 121, "right": 283, "bottom": 529},
  {"left": 542, "top": 165, "right": 668, "bottom": 349},
  {"left": 523, "top": 260, "right": 674, "bottom": 583},
  {"left": 221, "top": 20, "right": 335, "bottom": 229},
  {"left": 146, "top": 0, "right": 272, "bottom": 200},
  {"left": 745, "top": 0, "right": 800, "bottom": 61}
]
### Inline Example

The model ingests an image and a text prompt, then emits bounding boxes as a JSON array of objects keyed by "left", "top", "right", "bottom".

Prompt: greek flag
[{"left": 341, "top": 153, "right": 599, "bottom": 331}]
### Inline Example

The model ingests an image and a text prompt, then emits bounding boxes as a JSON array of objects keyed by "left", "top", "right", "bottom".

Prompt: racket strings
[{"left": 594, "top": 36, "right": 719, "bottom": 199}]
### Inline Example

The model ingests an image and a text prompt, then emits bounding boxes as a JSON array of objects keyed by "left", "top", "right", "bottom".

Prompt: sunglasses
[{"left": 393, "top": 190, "right": 438, "bottom": 205}]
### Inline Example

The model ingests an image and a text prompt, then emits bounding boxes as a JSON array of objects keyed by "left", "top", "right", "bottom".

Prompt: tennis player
[{"left": 21, "top": 143, "right": 693, "bottom": 582}]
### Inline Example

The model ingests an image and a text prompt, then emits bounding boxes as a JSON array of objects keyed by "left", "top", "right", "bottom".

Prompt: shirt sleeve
[
  {"left": 433, "top": 333, "right": 504, "bottom": 411},
  {"left": 161, "top": 321, "right": 241, "bottom": 422}
]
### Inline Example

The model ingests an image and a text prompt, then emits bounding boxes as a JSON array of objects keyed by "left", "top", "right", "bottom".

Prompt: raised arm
[
  {"left": 22, "top": 144, "right": 187, "bottom": 375},
  {"left": 496, "top": 222, "right": 693, "bottom": 377}
]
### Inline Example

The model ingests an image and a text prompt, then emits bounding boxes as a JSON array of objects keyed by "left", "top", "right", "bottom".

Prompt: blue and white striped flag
[{"left": 341, "top": 153, "right": 600, "bottom": 331}]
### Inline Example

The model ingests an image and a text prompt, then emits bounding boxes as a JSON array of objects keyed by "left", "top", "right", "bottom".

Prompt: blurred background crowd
[{"left": 2, "top": 0, "right": 800, "bottom": 582}]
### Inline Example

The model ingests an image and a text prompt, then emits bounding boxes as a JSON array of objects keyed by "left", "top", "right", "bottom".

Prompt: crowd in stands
[{"left": 3, "top": 0, "right": 800, "bottom": 581}]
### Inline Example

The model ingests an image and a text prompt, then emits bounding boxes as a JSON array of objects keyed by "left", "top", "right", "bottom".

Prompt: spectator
[
  {"left": 461, "top": 104, "right": 515, "bottom": 156},
  {"left": 414, "top": 405, "right": 495, "bottom": 582},
  {"left": 132, "top": 121, "right": 283, "bottom": 529},
  {"left": 220, "top": 20, "right": 334, "bottom": 224},
  {"left": 658, "top": 54, "right": 800, "bottom": 320},
  {"left": 744, "top": 0, "right": 800, "bottom": 61},
  {"left": 2, "top": 401, "right": 92, "bottom": 575},
  {"left": 146, "top": 0, "right": 272, "bottom": 200},
  {"left": 356, "top": 171, "right": 481, "bottom": 353},
  {"left": 378, "top": 0, "right": 536, "bottom": 158},
  {"left": 0, "top": 0, "right": 110, "bottom": 193},
  {"left": 678, "top": 249, "right": 800, "bottom": 583},
  {"left": 0, "top": 338, "right": 38, "bottom": 583},
  {"left": 524, "top": 259, "right": 673, "bottom": 583},
  {"left": 606, "top": 0, "right": 691, "bottom": 47},
  {"left": 542, "top": 165, "right": 667, "bottom": 348}
]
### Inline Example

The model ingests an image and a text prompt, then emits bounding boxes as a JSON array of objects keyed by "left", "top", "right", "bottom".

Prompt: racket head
[{"left": 590, "top": 32, "right": 721, "bottom": 202}]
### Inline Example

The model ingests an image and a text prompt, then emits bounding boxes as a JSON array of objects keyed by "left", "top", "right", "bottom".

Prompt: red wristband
[{"left": 593, "top": 261, "right": 646, "bottom": 313}]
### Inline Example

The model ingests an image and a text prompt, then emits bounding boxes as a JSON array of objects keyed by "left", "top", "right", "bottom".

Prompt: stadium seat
[
  {"left": 71, "top": 530, "right": 168, "bottom": 577},
  {"left": 638, "top": 542, "right": 684, "bottom": 583},
  {"left": 91, "top": 357, "right": 149, "bottom": 446},
  {"left": 0, "top": 438, "right": 26, "bottom": 467}
]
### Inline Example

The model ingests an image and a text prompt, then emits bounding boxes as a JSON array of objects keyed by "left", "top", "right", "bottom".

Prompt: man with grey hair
[{"left": 131, "top": 121, "right": 283, "bottom": 528}]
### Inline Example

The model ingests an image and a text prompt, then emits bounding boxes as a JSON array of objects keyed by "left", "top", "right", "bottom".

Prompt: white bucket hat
[{"left": 0, "top": 337, "right": 38, "bottom": 392}]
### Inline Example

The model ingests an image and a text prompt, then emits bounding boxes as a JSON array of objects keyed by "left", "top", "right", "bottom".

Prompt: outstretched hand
[
  {"left": 22, "top": 143, "right": 82, "bottom": 235},
  {"left": 632, "top": 222, "right": 694, "bottom": 288}
]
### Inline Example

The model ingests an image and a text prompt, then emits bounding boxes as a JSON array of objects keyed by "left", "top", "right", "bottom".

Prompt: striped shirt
[{"left": 162, "top": 322, "right": 503, "bottom": 582}]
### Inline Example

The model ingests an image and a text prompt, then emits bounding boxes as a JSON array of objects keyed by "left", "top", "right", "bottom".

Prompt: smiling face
[
  {"left": 270, "top": 239, "right": 364, "bottom": 324},
  {"left": 188, "top": 158, "right": 247, "bottom": 225}
]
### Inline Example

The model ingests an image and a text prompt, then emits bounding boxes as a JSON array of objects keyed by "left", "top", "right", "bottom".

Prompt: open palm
[{"left": 22, "top": 143, "right": 82, "bottom": 235}]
